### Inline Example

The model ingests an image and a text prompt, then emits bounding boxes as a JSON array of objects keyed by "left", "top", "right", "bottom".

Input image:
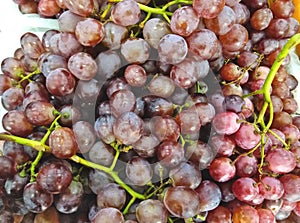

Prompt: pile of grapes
[{"left": 1, "top": 0, "right": 300, "bottom": 222}]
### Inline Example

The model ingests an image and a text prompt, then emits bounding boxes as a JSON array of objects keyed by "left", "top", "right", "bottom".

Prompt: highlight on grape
[{"left": 0, "top": 0, "right": 300, "bottom": 222}]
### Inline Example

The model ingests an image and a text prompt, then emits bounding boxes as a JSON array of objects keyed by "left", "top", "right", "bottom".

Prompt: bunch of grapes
[{"left": 1, "top": 0, "right": 300, "bottom": 222}]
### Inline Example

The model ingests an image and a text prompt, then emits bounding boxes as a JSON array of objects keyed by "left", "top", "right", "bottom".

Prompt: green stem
[
  {"left": 107, "top": 0, "right": 191, "bottom": 16},
  {"left": 17, "top": 69, "right": 40, "bottom": 84},
  {"left": 30, "top": 150, "right": 43, "bottom": 182},
  {"left": 257, "top": 33, "right": 300, "bottom": 128},
  {"left": 109, "top": 145, "right": 120, "bottom": 171},
  {"left": 40, "top": 113, "right": 61, "bottom": 145},
  {"left": 122, "top": 196, "right": 136, "bottom": 215},
  {"left": 69, "top": 155, "right": 146, "bottom": 200},
  {"left": 0, "top": 134, "right": 50, "bottom": 152}
]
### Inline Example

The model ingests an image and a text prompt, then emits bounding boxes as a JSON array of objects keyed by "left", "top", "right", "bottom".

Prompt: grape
[
  {"left": 23, "top": 182, "right": 53, "bottom": 213},
  {"left": 111, "top": 0, "right": 141, "bottom": 27},
  {"left": 193, "top": 0, "right": 225, "bottom": 19},
  {"left": 169, "top": 162, "right": 202, "bottom": 189},
  {"left": 170, "top": 6, "right": 199, "bottom": 37},
  {"left": 150, "top": 115, "right": 180, "bottom": 142},
  {"left": 96, "top": 183, "right": 126, "bottom": 210},
  {"left": 95, "top": 50, "right": 122, "bottom": 80},
  {"left": 186, "top": 140, "right": 215, "bottom": 170},
  {"left": 132, "top": 134, "right": 160, "bottom": 158},
  {"left": 72, "top": 121, "right": 96, "bottom": 153},
  {"left": 158, "top": 34, "right": 188, "bottom": 64},
  {"left": 55, "top": 180, "right": 84, "bottom": 214},
  {"left": 279, "top": 174, "right": 300, "bottom": 202},
  {"left": 25, "top": 101, "right": 56, "bottom": 126},
  {"left": 234, "top": 155, "right": 258, "bottom": 177},
  {"left": 280, "top": 123, "right": 300, "bottom": 144},
  {"left": 113, "top": 111, "right": 144, "bottom": 145},
  {"left": 102, "top": 22, "right": 128, "bottom": 49},
  {"left": 257, "top": 208, "right": 276, "bottom": 223},
  {"left": 148, "top": 75, "right": 175, "bottom": 98},
  {"left": 219, "top": 24, "right": 249, "bottom": 52},
  {"left": 163, "top": 187, "right": 201, "bottom": 220},
  {"left": 1, "top": 86, "right": 24, "bottom": 111},
  {"left": 209, "top": 157, "right": 236, "bottom": 182},
  {"left": 63, "top": 0, "right": 94, "bottom": 16},
  {"left": 210, "top": 134, "right": 235, "bottom": 157},
  {"left": 88, "top": 141, "right": 114, "bottom": 166},
  {"left": 157, "top": 140, "right": 185, "bottom": 167},
  {"left": 124, "top": 64, "right": 147, "bottom": 87},
  {"left": 266, "top": 147, "right": 297, "bottom": 174},
  {"left": 94, "top": 114, "right": 116, "bottom": 144},
  {"left": 143, "top": 18, "right": 171, "bottom": 49},
  {"left": 204, "top": 6, "right": 236, "bottom": 35},
  {"left": 58, "top": 10, "right": 84, "bottom": 33},
  {"left": 67, "top": 52, "right": 98, "bottom": 81},
  {"left": 3, "top": 141, "right": 31, "bottom": 165},
  {"left": 233, "top": 123, "right": 261, "bottom": 150},
  {"left": 186, "top": 29, "right": 219, "bottom": 60},
  {"left": 0, "top": 75, "right": 12, "bottom": 95},
  {"left": 92, "top": 207, "right": 124, "bottom": 223},
  {"left": 38, "top": 53, "right": 67, "bottom": 77},
  {"left": 38, "top": 0, "right": 61, "bottom": 17},
  {"left": 88, "top": 169, "right": 113, "bottom": 194},
  {"left": 232, "top": 205, "right": 259, "bottom": 223},
  {"left": 136, "top": 199, "right": 168, "bottom": 223},
  {"left": 49, "top": 32, "right": 83, "bottom": 58},
  {"left": 126, "top": 156, "right": 153, "bottom": 186},
  {"left": 121, "top": 38, "right": 150, "bottom": 64},
  {"left": 20, "top": 32, "right": 45, "bottom": 59},
  {"left": 175, "top": 107, "right": 201, "bottom": 135},
  {"left": 170, "top": 57, "right": 209, "bottom": 89},
  {"left": 195, "top": 180, "right": 222, "bottom": 212},
  {"left": 212, "top": 111, "right": 241, "bottom": 135},
  {"left": 206, "top": 205, "right": 232, "bottom": 223},
  {"left": 1, "top": 57, "right": 24, "bottom": 80},
  {"left": 75, "top": 18, "right": 105, "bottom": 46},
  {"left": 36, "top": 161, "right": 73, "bottom": 194},
  {"left": 109, "top": 89, "right": 136, "bottom": 117},
  {"left": 2, "top": 110, "right": 33, "bottom": 137},
  {"left": 0, "top": 156, "right": 17, "bottom": 179},
  {"left": 232, "top": 3, "right": 250, "bottom": 24},
  {"left": 49, "top": 127, "right": 78, "bottom": 159},
  {"left": 250, "top": 8, "right": 273, "bottom": 31},
  {"left": 270, "top": 0, "right": 295, "bottom": 18}
]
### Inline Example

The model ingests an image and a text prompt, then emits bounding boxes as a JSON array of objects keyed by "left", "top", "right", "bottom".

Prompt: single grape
[
  {"left": 120, "top": 38, "right": 150, "bottom": 64},
  {"left": 25, "top": 101, "right": 56, "bottom": 126},
  {"left": 75, "top": 18, "right": 104, "bottom": 47},
  {"left": 63, "top": 0, "right": 94, "bottom": 16},
  {"left": 209, "top": 157, "right": 236, "bottom": 182},
  {"left": 206, "top": 205, "right": 232, "bottom": 223},
  {"left": 212, "top": 111, "right": 241, "bottom": 135},
  {"left": 96, "top": 183, "right": 126, "bottom": 210},
  {"left": 186, "top": 29, "right": 219, "bottom": 60},
  {"left": 233, "top": 123, "right": 261, "bottom": 150},
  {"left": 158, "top": 34, "right": 188, "bottom": 64},
  {"left": 1, "top": 86, "right": 24, "bottom": 111},
  {"left": 102, "top": 22, "right": 128, "bottom": 49},
  {"left": 232, "top": 205, "right": 259, "bottom": 223},
  {"left": 2, "top": 110, "right": 33, "bottom": 137},
  {"left": 195, "top": 180, "right": 222, "bottom": 212},
  {"left": 157, "top": 140, "right": 185, "bottom": 168},
  {"left": 163, "top": 186, "right": 201, "bottom": 219},
  {"left": 193, "top": 0, "right": 225, "bottom": 18},
  {"left": 94, "top": 114, "right": 116, "bottom": 144},
  {"left": 232, "top": 177, "right": 259, "bottom": 202},
  {"left": 169, "top": 162, "right": 202, "bottom": 189},
  {"left": 23, "top": 182, "right": 53, "bottom": 213},
  {"left": 136, "top": 199, "right": 168, "bottom": 223},
  {"left": 113, "top": 111, "right": 144, "bottom": 145},
  {"left": 72, "top": 121, "right": 96, "bottom": 153},
  {"left": 126, "top": 156, "right": 153, "bottom": 186},
  {"left": 124, "top": 64, "right": 147, "bottom": 87},
  {"left": 91, "top": 207, "right": 124, "bottom": 223},
  {"left": 68, "top": 52, "right": 97, "bottom": 81},
  {"left": 111, "top": 0, "right": 141, "bottom": 27},
  {"left": 170, "top": 6, "right": 199, "bottom": 36},
  {"left": 49, "top": 127, "right": 78, "bottom": 159},
  {"left": 54, "top": 180, "right": 84, "bottom": 214}
]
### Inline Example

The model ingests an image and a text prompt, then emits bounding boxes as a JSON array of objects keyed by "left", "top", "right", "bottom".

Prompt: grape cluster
[{"left": 1, "top": 0, "right": 300, "bottom": 222}]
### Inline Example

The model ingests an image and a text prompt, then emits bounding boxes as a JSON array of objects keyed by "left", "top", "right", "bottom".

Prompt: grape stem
[
  {"left": 107, "top": 0, "right": 192, "bottom": 19},
  {"left": 242, "top": 33, "right": 300, "bottom": 176}
]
